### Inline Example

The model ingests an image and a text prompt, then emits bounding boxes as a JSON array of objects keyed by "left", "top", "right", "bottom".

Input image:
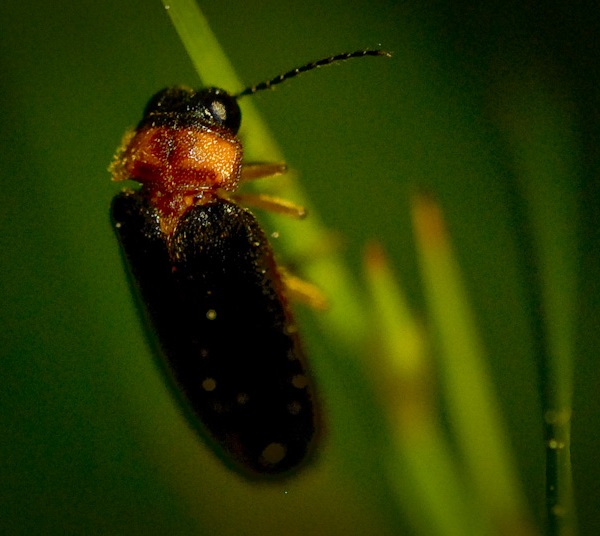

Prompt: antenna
[{"left": 235, "top": 49, "right": 391, "bottom": 99}]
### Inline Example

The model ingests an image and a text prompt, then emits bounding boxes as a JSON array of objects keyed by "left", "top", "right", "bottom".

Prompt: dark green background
[{"left": 1, "top": 1, "right": 598, "bottom": 534}]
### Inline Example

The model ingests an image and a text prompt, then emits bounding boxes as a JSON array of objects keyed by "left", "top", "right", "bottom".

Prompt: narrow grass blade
[
  {"left": 411, "top": 194, "right": 536, "bottom": 535},
  {"left": 364, "top": 242, "right": 487, "bottom": 535},
  {"left": 497, "top": 72, "right": 578, "bottom": 536}
]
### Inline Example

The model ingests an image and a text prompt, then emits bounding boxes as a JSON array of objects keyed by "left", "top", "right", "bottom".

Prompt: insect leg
[
  {"left": 240, "top": 162, "right": 287, "bottom": 182},
  {"left": 228, "top": 192, "right": 307, "bottom": 219},
  {"left": 280, "top": 269, "right": 328, "bottom": 311}
]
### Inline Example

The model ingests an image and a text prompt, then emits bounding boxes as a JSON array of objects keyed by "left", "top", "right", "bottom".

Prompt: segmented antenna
[{"left": 235, "top": 49, "right": 391, "bottom": 98}]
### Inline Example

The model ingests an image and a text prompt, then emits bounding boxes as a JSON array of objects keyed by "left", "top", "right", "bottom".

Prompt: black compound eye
[
  {"left": 192, "top": 88, "right": 241, "bottom": 133},
  {"left": 207, "top": 99, "right": 227, "bottom": 123}
]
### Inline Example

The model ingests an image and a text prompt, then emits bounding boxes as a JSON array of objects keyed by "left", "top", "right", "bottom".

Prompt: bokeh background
[{"left": 1, "top": 1, "right": 598, "bottom": 534}]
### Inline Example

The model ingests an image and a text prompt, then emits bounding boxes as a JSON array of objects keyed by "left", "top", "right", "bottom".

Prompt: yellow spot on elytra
[
  {"left": 291, "top": 374, "right": 308, "bottom": 389},
  {"left": 202, "top": 378, "right": 216, "bottom": 391},
  {"left": 260, "top": 442, "right": 286, "bottom": 465}
]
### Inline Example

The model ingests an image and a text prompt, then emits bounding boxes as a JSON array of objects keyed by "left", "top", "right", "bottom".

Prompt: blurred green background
[{"left": 1, "top": 0, "right": 598, "bottom": 534}]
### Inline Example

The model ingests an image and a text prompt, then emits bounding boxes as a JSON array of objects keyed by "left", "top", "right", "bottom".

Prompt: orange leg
[
  {"left": 240, "top": 162, "right": 287, "bottom": 182},
  {"left": 228, "top": 161, "right": 306, "bottom": 218},
  {"left": 280, "top": 270, "right": 329, "bottom": 311},
  {"left": 230, "top": 192, "right": 307, "bottom": 219}
]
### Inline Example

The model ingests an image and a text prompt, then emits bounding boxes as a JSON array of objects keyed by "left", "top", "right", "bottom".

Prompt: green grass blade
[
  {"left": 162, "top": 0, "right": 243, "bottom": 91},
  {"left": 411, "top": 194, "right": 536, "bottom": 535},
  {"left": 364, "top": 243, "right": 487, "bottom": 536},
  {"left": 497, "top": 73, "right": 578, "bottom": 536}
]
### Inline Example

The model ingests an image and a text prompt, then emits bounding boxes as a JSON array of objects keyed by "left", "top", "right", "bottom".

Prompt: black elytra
[
  {"left": 112, "top": 193, "right": 315, "bottom": 476},
  {"left": 110, "top": 49, "right": 389, "bottom": 477}
]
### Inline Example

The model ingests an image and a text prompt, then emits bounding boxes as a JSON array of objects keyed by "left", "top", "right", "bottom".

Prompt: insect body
[{"left": 110, "top": 50, "right": 389, "bottom": 477}]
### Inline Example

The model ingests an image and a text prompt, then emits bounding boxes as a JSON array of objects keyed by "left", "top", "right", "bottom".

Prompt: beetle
[{"left": 109, "top": 50, "right": 389, "bottom": 477}]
